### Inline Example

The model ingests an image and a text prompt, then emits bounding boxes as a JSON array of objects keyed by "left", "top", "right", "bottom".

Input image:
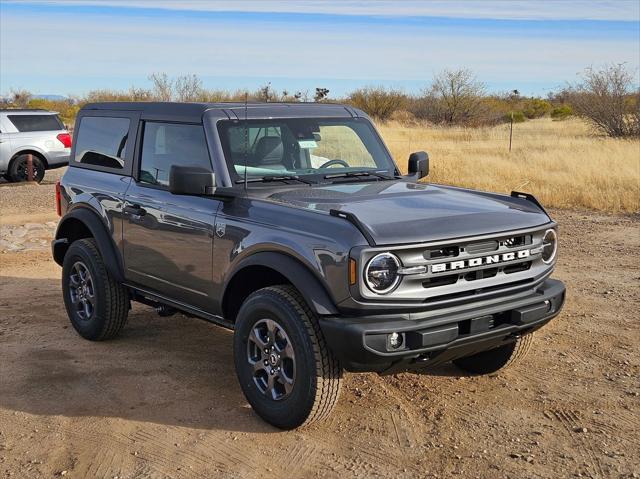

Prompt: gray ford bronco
[{"left": 52, "top": 102, "right": 565, "bottom": 429}]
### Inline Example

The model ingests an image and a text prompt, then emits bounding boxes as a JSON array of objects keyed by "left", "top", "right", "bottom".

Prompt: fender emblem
[{"left": 215, "top": 222, "right": 226, "bottom": 238}]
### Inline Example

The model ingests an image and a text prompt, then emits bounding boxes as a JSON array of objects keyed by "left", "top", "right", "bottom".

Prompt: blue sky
[{"left": 1, "top": 0, "right": 639, "bottom": 98}]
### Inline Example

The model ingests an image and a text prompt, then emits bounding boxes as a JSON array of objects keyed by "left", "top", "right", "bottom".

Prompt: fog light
[{"left": 388, "top": 332, "right": 403, "bottom": 350}]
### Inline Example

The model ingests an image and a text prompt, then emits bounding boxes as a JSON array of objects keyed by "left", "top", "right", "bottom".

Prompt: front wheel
[
  {"left": 453, "top": 333, "right": 535, "bottom": 375},
  {"left": 233, "top": 285, "right": 343, "bottom": 429}
]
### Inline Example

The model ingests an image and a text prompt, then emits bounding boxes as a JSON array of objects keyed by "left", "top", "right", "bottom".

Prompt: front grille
[{"left": 358, "top": 226, "right": 553, "bottom": 302}]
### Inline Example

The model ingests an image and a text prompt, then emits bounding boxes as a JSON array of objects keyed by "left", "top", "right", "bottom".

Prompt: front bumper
[{"left": 319, "top": 278, "right": 565, "bottom": 372}]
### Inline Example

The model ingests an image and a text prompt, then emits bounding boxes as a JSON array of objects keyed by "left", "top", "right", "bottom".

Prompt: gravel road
[{"left": 1, "top": 177, "right": 638, "bottom": 478}]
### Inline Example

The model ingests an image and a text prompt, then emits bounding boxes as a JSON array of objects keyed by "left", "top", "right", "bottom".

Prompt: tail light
[
  {"left": 55, "top": 180, "right": 62, "bottom": 216},
  {"left": 56, "top": 132, "right": 72, "bottom": 148}
]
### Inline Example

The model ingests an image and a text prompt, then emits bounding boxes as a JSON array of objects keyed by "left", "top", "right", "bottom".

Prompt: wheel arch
[
  {"left": 222, "top": 252, "right": 339, "bottom": 322},
  {"left": 10, "top": 149, "right": 49, "bottom": 169},
  {"left": 53, "top": 207, "right": 124, "bottom": 282}
]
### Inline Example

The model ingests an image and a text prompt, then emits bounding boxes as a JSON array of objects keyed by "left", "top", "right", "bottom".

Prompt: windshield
[{"left": 217, "top": 117, "right": 397, "bottom": 183}]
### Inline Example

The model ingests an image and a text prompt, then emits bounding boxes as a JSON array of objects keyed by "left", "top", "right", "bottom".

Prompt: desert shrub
[
  {"left": 413, "top": 69, "right": 502, "bottom": 127},
  {"left": 84, "top": 88, "right": 153, "bottom": 102},
  {"left": 347, "top": 86, "right": 406, "bottom": 120},
  {"left": 563, "top": 64, "right": 639, "bottom": 137},
  {"left": 388, "top": 109, "right": 419, "bottom": 126},
  {"left": 503, "top": 111, "right": 526, "bottom": 123},
  {"left": 550, "top": 105, "right": 573, "bottom": 120},
  {"left": 27, "top": 98, "right": 80, "bottom": 126},
  {"left": 522, "top": 98, "right": 552, "bottom": 119},
  {"left": 5, "top": 89, "right": 32, "bottom": 108}
]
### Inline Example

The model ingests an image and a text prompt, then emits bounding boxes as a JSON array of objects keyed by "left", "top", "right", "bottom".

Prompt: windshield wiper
[
  {"left": 235, "top": 175, "right": 314, "bottom": 185},
  {"left": 324, "top": 171, "right": 397, "bottom": 181}
]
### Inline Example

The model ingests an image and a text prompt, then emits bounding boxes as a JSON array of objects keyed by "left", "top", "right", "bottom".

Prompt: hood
[{"left": 266, "top": 181, "right": 551, "bottom": 245}]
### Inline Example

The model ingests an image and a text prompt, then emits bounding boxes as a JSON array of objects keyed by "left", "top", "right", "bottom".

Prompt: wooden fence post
[{"left": 27, "top": 153, "right": 34, "bottom": 182}]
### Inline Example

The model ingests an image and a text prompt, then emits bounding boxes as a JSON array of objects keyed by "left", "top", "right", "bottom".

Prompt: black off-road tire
[
  {"left": 62, "top": 238, "right": 129, "bottom": 340},
  {"left": 233, "top": 285, "right": 343, "bottom": 429},
  {"left": 453, "top": 333, "right": 536, "bottom": 375},
  {"left": 8, "top": 154, "right": 45, "bottom": 183}
]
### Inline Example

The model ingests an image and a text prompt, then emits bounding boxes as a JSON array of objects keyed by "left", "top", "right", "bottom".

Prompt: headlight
[
  {"left": 541, "top": 229, "right": 558, "bottom": 264},
  {"left": 365, "top": 252, "right": 401, "bottom": 294}
]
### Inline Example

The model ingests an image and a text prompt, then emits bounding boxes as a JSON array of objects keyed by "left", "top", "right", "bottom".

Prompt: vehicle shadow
[{"left": 0, "top": 275, "right": 276, "bottom": 434}]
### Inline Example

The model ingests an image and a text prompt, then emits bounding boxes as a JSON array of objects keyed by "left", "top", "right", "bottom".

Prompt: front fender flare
[
  {"left": 224, "top": 251, "right": 339, "bottom": 316},
  {"left": 52, "top": 207, "right": 124, "bottom": 282}
]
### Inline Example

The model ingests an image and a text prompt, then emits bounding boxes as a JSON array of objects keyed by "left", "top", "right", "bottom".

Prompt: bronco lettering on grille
[{"left": 432, "top": 249, "right": 531, "bottom": 273}]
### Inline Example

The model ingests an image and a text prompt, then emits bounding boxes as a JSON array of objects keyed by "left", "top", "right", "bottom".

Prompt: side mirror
[
  {"left": 169, "top": 165, "right": 216, "bottom": 195},
  {"left": 407, "top": 151, "right": 429, "bottom": 179}
]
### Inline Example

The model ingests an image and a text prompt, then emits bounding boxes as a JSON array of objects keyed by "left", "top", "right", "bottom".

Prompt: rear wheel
[
  {"left": 233, "top": 285, "right": 342, "bottom": 429},
  {"left": 62, "top": 238, "right": 129, "bottom": 340},
  {"left": 453, "top": 333, "right": 535, "bottom": 374},
  {"left": 8, "top": 154, "right": 45, "bottom": 183}
]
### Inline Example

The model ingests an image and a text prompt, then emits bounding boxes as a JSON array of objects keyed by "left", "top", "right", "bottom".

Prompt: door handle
[{"left": 124, "top": 204, "right": 146, "bottom": 217}]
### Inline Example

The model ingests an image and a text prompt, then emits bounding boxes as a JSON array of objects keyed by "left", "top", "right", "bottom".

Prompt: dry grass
[{"left": 379, "top": 118, "right": 640, "bottom": 213}]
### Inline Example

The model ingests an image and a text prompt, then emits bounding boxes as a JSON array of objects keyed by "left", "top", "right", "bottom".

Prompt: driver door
[{"left": 122, "top": 120, "right": 221, "bottom": 311}]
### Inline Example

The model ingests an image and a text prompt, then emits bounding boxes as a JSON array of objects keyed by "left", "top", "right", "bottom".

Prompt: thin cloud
[{"left": 7, "top": 0, "right": 640, "bottom": 21}]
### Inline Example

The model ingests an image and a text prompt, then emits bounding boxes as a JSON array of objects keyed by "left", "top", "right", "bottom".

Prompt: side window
[
  {"left": 139, "top": 122, "right": 211, "bottom": 187},
  {"left": 74, "top": 116, "right": 130, "bottom": 170},
  {"left": 7, "top": 114, "right": 64, "bottom": 132}
]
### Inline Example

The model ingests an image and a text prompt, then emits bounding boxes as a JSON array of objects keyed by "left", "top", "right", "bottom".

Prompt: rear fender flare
[{"left": 53, "top": 207, "right": 124, "bottom": 282}]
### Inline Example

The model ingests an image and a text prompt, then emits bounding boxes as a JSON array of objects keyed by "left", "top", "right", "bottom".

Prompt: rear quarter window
[
  {"left": 7, "top": 114, "right": 64, "bottom": 132},
  {"left": 74, "top": 116, "right": 130, "bottom": 170}
]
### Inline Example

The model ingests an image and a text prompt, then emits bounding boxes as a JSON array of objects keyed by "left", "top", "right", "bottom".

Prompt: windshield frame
[{"left": 215, "top": 116, "right": 399, "bottom": 186}]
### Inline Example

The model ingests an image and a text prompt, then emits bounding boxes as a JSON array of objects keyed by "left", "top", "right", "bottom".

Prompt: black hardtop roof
[{"left": 81, "top": 101, "right": 364, "bottom": 122}]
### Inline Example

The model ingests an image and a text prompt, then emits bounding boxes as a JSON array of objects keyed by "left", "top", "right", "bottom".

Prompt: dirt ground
[{"left": 0, "top": 174, "right": 638, "bottom": 479}]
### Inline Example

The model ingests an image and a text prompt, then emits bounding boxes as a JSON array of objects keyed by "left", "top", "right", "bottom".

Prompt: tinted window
[
  {"left": 74, "top": 116, "right": 130, "bottom": 169},
  {"left": 8, "top": 114, "right": 64, "bottom": 132},
  {"left": 139, "top": 122, "right": 211, "bottom": 187}
]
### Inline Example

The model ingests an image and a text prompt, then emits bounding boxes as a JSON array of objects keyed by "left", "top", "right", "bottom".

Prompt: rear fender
[{"left": 52, "top": 207, "right": 124, "bottom": 282}]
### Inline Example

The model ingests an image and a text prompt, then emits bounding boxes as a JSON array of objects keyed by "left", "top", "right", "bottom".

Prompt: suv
[
  {"left": 52, "top": 102, "right": 565, "bottom": 429},
  {"left": 0, "top": 109, "right": 71, "bottom": 182}
]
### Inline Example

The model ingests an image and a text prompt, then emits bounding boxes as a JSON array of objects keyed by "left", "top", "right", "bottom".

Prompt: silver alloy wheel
[
  {"left": 68, "top": 261, "right": 96, "bottom": 321},
  {"left": 246, "top": 318, "right": 296, "bottom": 400}
]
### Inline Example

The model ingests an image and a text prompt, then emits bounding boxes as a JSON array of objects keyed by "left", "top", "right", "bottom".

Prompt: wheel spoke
[
  {"left": 86, "top": 280, "right": 95, "bottom": 298},
  {"left": 267, "top": 373, "right": 277, "bottom": 399},
  {"left": 85, "top": 293, "right": 96, "bottom": 308},
  {"left": 277, "top": 372, "right": 294, "bottom": 395},
  {"left": 248, "top": 326, "right": 268, "bottom": 349},
  {"left": 265, "top": 319, "right": 278, "bottom": 344},
  {"left": 276, "top": 340, "right": 294, "bottom": 360},
  {"left": 249, "top": 356, "right": 266, "bottom": 373},
  {"left": 82, "top": 300, "right": 92, "bottom": 318}
]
